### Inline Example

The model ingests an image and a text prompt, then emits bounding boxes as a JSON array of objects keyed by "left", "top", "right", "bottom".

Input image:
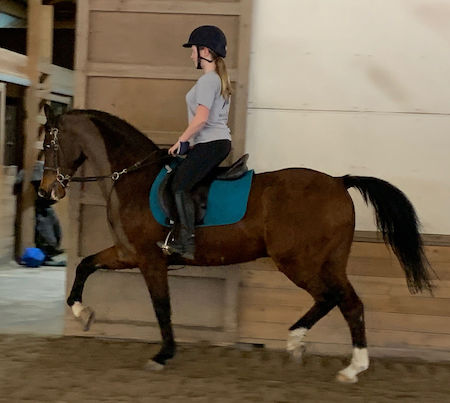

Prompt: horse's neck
[{"left": 77, "top": 115, "right": 157, "bottom": 175}]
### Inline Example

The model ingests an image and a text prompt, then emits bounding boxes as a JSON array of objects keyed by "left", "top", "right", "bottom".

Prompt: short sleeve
[{"left": 195, "top": 73, "right": 221, "bottom": 109}]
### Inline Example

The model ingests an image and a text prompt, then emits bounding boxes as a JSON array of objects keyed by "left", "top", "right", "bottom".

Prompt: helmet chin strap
[{"left": 196, "top": 46, "right": 214, "bottom": 69}]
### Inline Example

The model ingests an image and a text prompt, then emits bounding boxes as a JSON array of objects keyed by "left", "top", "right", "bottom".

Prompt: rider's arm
[
  {"left": 169, "top": 105, "right": 209, "bottom": 155},
  {"left": 179, "top": 105, "right": 209, "bottom": 142}
]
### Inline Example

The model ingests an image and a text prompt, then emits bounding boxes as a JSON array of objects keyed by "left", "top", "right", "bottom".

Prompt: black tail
[{"left": 343, "top": 175, "right": 434, "bottom": 294}]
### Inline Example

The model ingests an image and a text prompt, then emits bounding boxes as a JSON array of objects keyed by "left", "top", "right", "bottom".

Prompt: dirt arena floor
[{"left": 0, "top": 335, "right": 449, "bottom": 402}]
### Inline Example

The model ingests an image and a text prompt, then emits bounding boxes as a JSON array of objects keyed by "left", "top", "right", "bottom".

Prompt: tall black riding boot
[{"left": 158, "top": 191, "right": 195, "bottom": 260}]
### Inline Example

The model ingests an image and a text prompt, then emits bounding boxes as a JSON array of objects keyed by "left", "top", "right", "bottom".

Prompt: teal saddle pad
[{"left": 150, "top": 167, "right": 254, "bottom": 227}]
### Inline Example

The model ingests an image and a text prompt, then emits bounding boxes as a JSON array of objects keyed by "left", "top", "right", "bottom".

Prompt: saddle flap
[{"left": 150, "top": 157, "right": 254, "bottom": 228}]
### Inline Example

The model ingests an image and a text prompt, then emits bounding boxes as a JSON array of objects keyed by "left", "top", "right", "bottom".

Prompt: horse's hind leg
[
  {"left": 335, "top": 281, "right": 369, "bottom": 383},
  {"left": 286, "top": 288, "right": 342, "bottom": 362},
  {"left": 67, "top": 246, "right": 135, "bottom": 330},
  {"left": 279, "top": 260, "right": 368, "bottom": 383}
]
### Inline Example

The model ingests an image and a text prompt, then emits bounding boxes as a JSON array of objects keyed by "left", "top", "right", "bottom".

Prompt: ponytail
[
  {"left": 200, "top": 47, "right": 232, "bottom": 100},
  {"left": 215, "top": 57, "right": 232, "bottom": 100}
]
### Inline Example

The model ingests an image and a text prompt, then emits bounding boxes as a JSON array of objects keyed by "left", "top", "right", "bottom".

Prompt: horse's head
[{"left": 39, "top": 104, "right": 86, "bottom": 201}]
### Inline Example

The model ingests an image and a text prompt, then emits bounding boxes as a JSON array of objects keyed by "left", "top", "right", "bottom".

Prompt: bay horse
[{"left": 39, "top": 105, "right": 433, "bottom": 383}]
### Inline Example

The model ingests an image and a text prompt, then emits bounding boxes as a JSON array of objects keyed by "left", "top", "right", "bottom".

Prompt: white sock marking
[
  {"left": 72, "top": 301, "right": 84, "bottom": 318},
  {"left": 338, "top": 347, "right": 369, "bottom": 380},
  {"left": 287, "top": 327, "right": 307, "bottom": 353}
]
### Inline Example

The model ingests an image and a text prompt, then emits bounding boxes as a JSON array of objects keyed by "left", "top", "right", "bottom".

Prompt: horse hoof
[
  {"left": 144, "top": 360, "right": 165, "bottom": 371},
  {"left": 79, "top": 307, "right": 95, "bottom": 331},
  {"left": 336, "top": 372, "right": 358, "bottom": 384}
]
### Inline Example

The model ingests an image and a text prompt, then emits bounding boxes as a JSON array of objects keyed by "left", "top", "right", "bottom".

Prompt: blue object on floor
[
  {"left": 21, "top": 247, "right": 46, "bottom": 267},
  {"left": 150, "top": 167, "right": 254, "bottom": 227}
]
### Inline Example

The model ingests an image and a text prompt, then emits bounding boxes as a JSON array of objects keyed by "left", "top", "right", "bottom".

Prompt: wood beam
[
  {"left": 90, "top": 0, "right": 241, "bottom": 15},
  {"left": 74, "top": 0, "right": 89, "bottom": 108},
  {"left": 19, "top": 1, "right": 54, "bottom": 255},
  {"left": 0, "top": 48, "right": 29, "bottom": 85},
  {"left": 0, "top": 0, "right": 27, "bottom": 19},
  {"left": 0, "top": 83, "right": 5, "bottom": 167},
  {"left": 86, "top": 62, "right": 237, "bottom": 81}
]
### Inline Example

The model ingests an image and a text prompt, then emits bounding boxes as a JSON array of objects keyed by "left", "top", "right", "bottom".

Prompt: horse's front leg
[
  {"left": 67, "top": 246, "right": 135, "bottom": 330},
  {"left": 139, "top": 261, "right": 175, "bottom": 371}
]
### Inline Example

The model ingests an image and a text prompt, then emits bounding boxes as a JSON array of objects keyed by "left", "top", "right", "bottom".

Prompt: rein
[
  {"left": 44, "top": 127, "right": 170, "bottom": 187},
  {"left": 71, "top": 150, "right": 168, "bottom": 183}
]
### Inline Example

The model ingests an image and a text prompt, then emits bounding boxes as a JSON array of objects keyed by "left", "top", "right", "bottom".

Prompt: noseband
[{"left": 44, "top": 126, "right": 170, "bottom": 188}]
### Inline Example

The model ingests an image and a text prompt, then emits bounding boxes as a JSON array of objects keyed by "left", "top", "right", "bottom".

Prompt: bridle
[
  {"left": 44, "top": 126, "right": 170, "bottom": 188},
  {"left": 44, "top": 127, "right": 74, "bottom": 188}
]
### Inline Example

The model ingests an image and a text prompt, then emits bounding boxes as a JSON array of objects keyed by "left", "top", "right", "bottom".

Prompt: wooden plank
[
  {"left": 238, "top": 244, "right": 450, "bottom": 271},
  {"left": 347, "top": 257, "right": 450, "bottom": 280},
  {"left": 239, "top": 255, "right": 411, "bottom": 279},
  {"left": 79, "top": 193, "right": 106, "bottom": 207},
  {"left": 85, "top": 77, "right": 193, "bottom": 133},
  {"left": 86, "top": 62, "right": 237, "bottom": 81},
  {"left": 231, "top": 0, "right": 252, "bottom": 158},
  {"left": 351, "top": 242, "right": 450, "bottom": 263},
  {"left": 89, "top": 0, "right": 241, "bottom": 15},
  {"left": 239, "top": 306, "right": 450, "bottom": 334},
  {"left": 50, "top": 65, "right": 74, "bottom": 96},
  {"left": 239, "top": 321, "right": 450, "bottom": 350},
  {"left": 350, "top": 276, "right": 449, "bottom": 298},
  {"left": 240, "top": 287, "right": 450, "bottom": 317},
  {"left": 142, "top": 130, "right": 179, "bottom": 147},
  {"left": 88, "top": 12, "right": 239, "bottom": 68},
  {"left": 354, "top": 231, "right": 450, "bottom": 247},
  {"left": 40, "top": 5, "right": 53, "bottom": 66},
  {"left": 48, "top": 93, "right": 73, "bottom": 105},
  {"left": 74, "top": 0, "right": 89, "bottom": 108},
  {"left": 0, "top": 83, "right": 5, "bottom": 166},
  {"left": 0, "top": 48, "right": 28, "bottom": 80},
  {"left": 240, "top": 270, "right": 450, "bottom": 298}
]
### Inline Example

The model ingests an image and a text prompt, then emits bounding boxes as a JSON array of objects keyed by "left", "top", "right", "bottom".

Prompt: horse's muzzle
[
  {"left": 38, "top": 187, "right": 51, "bottom": 199},
  {"left": 38, "top": 182, "right": 66, "bottom": 201}
]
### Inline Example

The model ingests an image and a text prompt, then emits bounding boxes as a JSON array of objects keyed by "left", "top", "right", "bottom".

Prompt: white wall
[{"left": 245, "top": 0, "right": 450, "bottom": 234}]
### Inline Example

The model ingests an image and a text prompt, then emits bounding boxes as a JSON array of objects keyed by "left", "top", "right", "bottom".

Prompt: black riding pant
[{"left": 171, "top": 140, "right": 231, "bottom": 194}]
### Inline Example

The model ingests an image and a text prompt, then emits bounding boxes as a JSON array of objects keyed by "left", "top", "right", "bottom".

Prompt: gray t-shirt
[{"left": 186, "top": 71, "right": 231, "bottom": 145}]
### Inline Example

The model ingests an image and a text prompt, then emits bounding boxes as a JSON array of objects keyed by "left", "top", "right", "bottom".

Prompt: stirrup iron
[{"left": 159, "top": 230, "right": 174, "bottom": 255}]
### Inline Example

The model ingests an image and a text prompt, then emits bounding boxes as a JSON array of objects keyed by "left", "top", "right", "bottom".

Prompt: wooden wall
[
  {"left": 67, "top": 0, "right": 252, "bottom": 343},
  {"left": 75, "top": 0, "right": 251, "bottom": 154},
  {"left": 239, "top": 242, "right": 450, "bottom": 360}
]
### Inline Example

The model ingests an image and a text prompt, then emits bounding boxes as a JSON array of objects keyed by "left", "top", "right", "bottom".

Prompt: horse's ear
[{"left": 43, "top": 103, "right": 55, "bottom": 126}]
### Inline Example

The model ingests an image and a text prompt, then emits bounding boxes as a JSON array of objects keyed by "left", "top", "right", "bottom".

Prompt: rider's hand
[
  {"left": 168, "top": 141, "right": 180, "bottom": 156},
  {"left": 169, "top": 141, "right": 190, "bottom": 156}
]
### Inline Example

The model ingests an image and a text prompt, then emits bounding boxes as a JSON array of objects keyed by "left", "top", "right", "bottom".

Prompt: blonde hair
[
  {"left": 215, "top": 56, "right": 232, "bottom": 101},
  {"left": 202, "top": 47, "right": 232, "bottom": 100}
]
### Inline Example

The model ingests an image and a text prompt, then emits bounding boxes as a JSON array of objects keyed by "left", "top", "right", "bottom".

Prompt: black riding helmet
[{"left": 183, "top": 25, "right": 227, "bottom": 69}]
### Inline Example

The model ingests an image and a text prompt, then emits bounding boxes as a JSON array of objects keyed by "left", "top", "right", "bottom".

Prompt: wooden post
[
  {"left": 19, "top": 1, "right": 54, "bottom": 255},
  {"left": 0, "top": 82, "right": 5, "bottom": 167},
  {"left": 232, "top": 0, "right": 253, "bottom": 159}
]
